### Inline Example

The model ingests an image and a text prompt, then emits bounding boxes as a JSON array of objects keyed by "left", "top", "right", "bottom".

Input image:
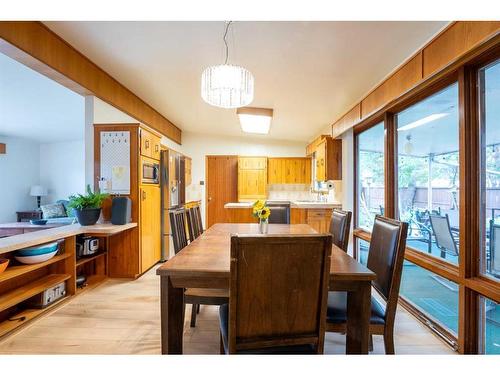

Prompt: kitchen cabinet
[
  {"left": 268, "top": 157, "right": 311, "bottom": 184},
  {"left": 291, "top": 208, "right": 333, "bottom": 234},
  {"left": 140, "top": 185, "right": 161, "bottom": 273},
  {"left": 308, "top": 136, "right": 342, "bottom": 181},
  {"left": 140, "top": 128, "right": 161, "bottom": 160},
  {"left": 238, "top": 157, "right": 267, "bottom": 201},
  {"left": 185, "top": 157, "right": 192, "bottom": 186}
]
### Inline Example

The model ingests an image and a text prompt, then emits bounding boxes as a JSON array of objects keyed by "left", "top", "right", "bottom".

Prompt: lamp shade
[
  {"left": 30, "top": 185, "right": 47, "bottom": 197},
  {"left": 201, "top": 64, "right": 254, "bottom": 108}
]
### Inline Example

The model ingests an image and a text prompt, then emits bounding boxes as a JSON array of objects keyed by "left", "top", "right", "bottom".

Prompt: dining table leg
[
  {"left": 160, "top": 275, "right": 185, "bottom": 354},
  {"left": 345, "top": 281, "right": 371, "bottom": 354}
]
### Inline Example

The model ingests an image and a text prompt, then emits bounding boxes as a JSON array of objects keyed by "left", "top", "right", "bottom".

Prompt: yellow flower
[
  {"left": 253, "top": 199, "right": 266, "bottom": 211},
  {"left": 258, "top": 207, "right": 271, "bottom": 220}
]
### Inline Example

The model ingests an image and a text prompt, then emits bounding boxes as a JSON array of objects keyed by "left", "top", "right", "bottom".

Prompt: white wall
[
  {"left": 180, "top": 131, "right": 306, "bottom": 224},
  {"left": 0, "top": 137, "right": 42, "bottom": 223},
  {"left": 39, "top": 140, "right": 86, "bottom": 203}
]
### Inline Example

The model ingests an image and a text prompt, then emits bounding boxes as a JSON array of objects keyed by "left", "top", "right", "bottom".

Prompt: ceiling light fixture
[
  {"left": 201, "top": 21, "right": 254, "bottom": 109},
  {"left": 237, "top": 107, "right": 273, "bottom": 134},
  {"left": 397, "top": 113, "right": 449, "bottom": 132}
]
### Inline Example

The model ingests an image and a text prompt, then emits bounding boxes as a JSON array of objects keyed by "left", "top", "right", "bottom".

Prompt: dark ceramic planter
[{"left": 74, "top": 208, "right": 101, "bottom": 226}]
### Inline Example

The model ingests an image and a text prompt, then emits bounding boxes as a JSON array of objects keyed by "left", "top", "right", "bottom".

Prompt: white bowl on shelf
[{"left": 15, "top": 249, "right": 58, "bottom": 264}]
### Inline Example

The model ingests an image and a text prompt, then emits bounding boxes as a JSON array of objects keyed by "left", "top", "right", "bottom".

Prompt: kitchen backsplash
[{"left": 267, "top": 182, "right": 343, "bottom": 202}]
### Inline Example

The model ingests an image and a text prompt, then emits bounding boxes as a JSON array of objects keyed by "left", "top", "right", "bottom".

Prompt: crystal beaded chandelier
[{"left": 201, "top": 21, "right": 254, "bottom": 109}]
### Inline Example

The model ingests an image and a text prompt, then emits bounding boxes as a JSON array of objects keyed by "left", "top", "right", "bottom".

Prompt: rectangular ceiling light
[
  {"left": 397, "top": 113, "right": 449, "bottom": 132},
  {"left": 237, "top": 107, "right": 273, "bottom": 134}
]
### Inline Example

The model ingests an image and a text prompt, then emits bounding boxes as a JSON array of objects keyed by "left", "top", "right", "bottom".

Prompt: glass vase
[{"left": 259, "top": 219, "right": 269, "bottom": 234}]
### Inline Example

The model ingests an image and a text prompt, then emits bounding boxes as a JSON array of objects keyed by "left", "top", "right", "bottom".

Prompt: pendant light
[{"left": 201, "top": 21, "right": 254, "bottom": 109}]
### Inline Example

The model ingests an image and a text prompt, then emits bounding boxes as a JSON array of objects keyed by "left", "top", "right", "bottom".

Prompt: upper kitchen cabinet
[
  {"left": 307, "top": 135, "right": 342, "bottom": 181},
  {"left": 238, "top": 157, "right": 267, "bottom": 201},
  {"left": 268, "top": 157, "right": 311, "bottom": 184},
  {"left": 140, "top": 128, "right": 161, "bottom": 160}
]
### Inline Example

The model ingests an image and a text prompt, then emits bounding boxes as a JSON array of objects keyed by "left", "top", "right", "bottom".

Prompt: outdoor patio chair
[{"left": 429, "top": 213, "right": 459, "bottom": 259}]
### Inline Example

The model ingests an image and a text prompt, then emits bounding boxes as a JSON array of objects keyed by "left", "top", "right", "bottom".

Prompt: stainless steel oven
[{"left": 142, "top": 160, "right": 160, "bottom": 184}]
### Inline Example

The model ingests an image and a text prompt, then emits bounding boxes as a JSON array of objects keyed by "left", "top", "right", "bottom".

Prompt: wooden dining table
[{"left": 157, "top": 223, "right": 376, "bottom": 354}]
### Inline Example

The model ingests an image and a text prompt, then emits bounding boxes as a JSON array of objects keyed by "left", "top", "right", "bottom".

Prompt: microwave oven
[{"left": 142, "top": 161, "right": 160, "bottom": 184}]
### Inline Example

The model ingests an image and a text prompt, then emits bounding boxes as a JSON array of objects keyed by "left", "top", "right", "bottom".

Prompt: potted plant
[
  {"left": 252, "top": 200, "right": 271, "bottom": 234},
  {"left": 68, "top": 185, "right": 109, "bottom": 226}
]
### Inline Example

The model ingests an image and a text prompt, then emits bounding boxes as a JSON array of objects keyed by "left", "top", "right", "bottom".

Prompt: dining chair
[
  {"left": 169, "top": 207, "right": 228, "bottom": 327},
  {"left": 329, "top": 209, "right": 352, "bottom": 252},
  {"left": 429, "top": 213, "right": 459, "bottom": 259},
  {"left": 193, "top": 205, "right": 204, "bottom": 235},
  {"left": 325, "top": 215, "right": 408, "bottom": 354},
  {"left": 169, "top": 208, "right": 188, "bottom": 254},
  {"left": 186, "top": 207, "right": 200, "bottom": 243},
  {"left": 219, "top": 233, "right": 332, "bottom": 354}
]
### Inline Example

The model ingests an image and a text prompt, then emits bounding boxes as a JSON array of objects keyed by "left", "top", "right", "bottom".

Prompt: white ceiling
[
  {"left": 0, "top": 52, "right": 84, "bottom": 143},
  {"left": 44, "top": 21, "right": 448, "bottom": 142}
]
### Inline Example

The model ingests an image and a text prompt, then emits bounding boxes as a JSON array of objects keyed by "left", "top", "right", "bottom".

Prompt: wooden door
[
  {"left": 206, "top": 156, "right": 238, "bottom": 228},
  {"left": 140, "top": 185, "right": 161, "bottom": 272}
]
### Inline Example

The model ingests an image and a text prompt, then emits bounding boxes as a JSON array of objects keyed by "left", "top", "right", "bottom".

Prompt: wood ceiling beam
[{"left": 0, "top": 21, "right": 182, "bottom": 144}]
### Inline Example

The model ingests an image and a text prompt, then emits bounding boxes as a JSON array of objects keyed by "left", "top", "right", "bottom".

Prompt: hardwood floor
[{"left": 0, "top": 265, "right": 455, "bottom": 355}]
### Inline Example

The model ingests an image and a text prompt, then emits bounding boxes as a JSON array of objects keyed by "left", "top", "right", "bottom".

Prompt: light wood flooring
[{"left": 0, "top": 265, "right": 455, "bottom": 354}]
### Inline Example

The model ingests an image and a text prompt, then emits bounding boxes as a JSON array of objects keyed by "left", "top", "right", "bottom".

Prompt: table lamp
[{"left": 30, "top": 185, "right": 47, "bottom": 209}]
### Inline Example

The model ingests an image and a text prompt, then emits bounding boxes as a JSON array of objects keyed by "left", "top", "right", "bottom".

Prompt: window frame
[{"left": 351, "top": 43, "right": 500, "bottom": 354}]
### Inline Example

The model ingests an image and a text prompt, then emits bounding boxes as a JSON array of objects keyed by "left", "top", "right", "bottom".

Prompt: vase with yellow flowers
[{"left": 252, "top": 199, "right": 271, "bottom": 234}]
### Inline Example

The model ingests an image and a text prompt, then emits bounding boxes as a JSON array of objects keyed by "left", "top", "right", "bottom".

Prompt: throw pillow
[{"left": 41, "top": 203, "right": 67, "bottom": 219}]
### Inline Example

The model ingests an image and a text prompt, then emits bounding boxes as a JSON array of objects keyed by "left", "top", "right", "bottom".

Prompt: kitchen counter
[
  {"left": 224, "top": 201, "right": 342, "bottom": 209},
  {"left": 0, "top": 222, "right": 137, "bottom": 255}
]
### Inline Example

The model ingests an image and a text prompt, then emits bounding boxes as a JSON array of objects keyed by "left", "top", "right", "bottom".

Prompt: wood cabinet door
[
  {"left": 239, "top": 157, "right": 267, "bottom": 170},
  {"left": 140, "top": 130, "right": 152, "bottom": 158},
  {"left": 267, "top": 158, "right": 280, "bottom": 184},
  {"left": 140, "top": 185, "right": 161, "bottom": 272},
  {"left": 151, "top": 135, "right": 161, "bottom": 160},
  {"left": 307, "top": 209, "right": 333, "bottom": 234},
  {"left": 315, "top": 141, "right": 326, "bottom": 181},
  {"left": 185, "top": 157, "right": 192, "bottom": 186},
  {"left": 238, "top": 169, "right": 267, "bottom": 200}
]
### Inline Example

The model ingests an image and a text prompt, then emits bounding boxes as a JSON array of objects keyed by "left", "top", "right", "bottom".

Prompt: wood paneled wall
[
  {"left": 0, "top": 21, "right": 181, "bottom": 144},
  {"left": 331, "top": 21, "right": 500, "bottom": 137}
]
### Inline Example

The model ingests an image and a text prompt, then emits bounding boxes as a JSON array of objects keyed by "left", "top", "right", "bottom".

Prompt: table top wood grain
[{"left": 157, "top": 223, "right": 376, "bottom": 282}]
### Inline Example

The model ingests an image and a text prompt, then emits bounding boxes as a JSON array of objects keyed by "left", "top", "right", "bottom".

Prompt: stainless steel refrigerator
[{"left": 160, "top": 149, "right": 186, "bottom": 261}]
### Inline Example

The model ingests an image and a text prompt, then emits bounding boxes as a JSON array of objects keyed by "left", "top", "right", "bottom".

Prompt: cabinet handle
[
  {"left": 142, "top": 190, "right": 146, "bottom": 201},
  {"left": 321, "top": 159, "right": 324, "bottom": 166},
  {"left": 145, "top": 140, "right": 150, "bottom": 149},
  {"left": 155, "top": 144, "right": 159, "bottom": 153}
]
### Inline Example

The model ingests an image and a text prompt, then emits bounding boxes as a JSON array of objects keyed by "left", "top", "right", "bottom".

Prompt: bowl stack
[{"left": 15, "top": 242, "right": 59, "bottom": 264}]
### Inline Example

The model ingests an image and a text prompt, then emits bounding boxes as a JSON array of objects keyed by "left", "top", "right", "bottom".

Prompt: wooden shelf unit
[
  {"left": 0, "top": 273, "right": 70, "bottom": 312},
  {"left": 76, "top": 251, "right": 107, "bottom": 268},
  {"left": 0, "top": 236, "right": 76, "bottom": 339},
  {"left": 0, "top": 253, "right": 71, "bottom": 284},
  {"left": 0, "top": 296, "right": 68, "bottom": 338}
]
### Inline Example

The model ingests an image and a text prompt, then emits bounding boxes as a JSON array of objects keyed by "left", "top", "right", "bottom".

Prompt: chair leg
[
  {"left": 219, "top": 333, "right": 225, "bottom": 354},
  {"left": 368, "top": 334, "right": 373, "bottom": 352},
  {"left": 383, "top": 331, "right": 395, "bottom": 354},
  {"left": 190, "top": 304, "right": 197, "bottom": 327},
  {"left": 197, "top": 304, "right": 201, "bottom": 314}
]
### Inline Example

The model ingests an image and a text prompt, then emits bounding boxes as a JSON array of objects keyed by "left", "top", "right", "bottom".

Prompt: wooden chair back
[
  {"left": 169, "top": 208, "right": 188, "bottom": 254},
  {"left": 186, "top": 208, "right": 198, "bottom": 243},
  {"left": 367, "top": 215, "right": 408, "bottom": 326},
  {"left": 329, "top": 209, "right": 352, "bottom": 252},
  {"left": 186, "top": 205, "right": 204, "bottom": 242},
  {"left": 228, "top": 234, "right": 332, "bottom": 353}
]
